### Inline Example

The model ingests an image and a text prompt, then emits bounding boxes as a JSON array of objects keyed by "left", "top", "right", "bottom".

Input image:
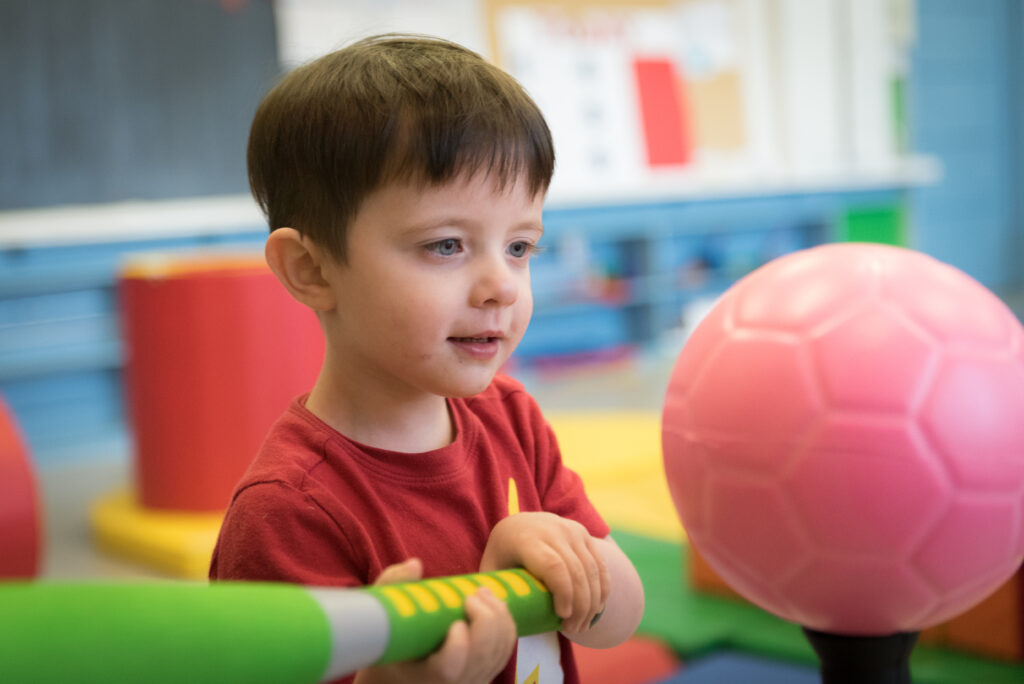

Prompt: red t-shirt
[{"left": 210, "top": 374, "right": 609, "bottom": 683}]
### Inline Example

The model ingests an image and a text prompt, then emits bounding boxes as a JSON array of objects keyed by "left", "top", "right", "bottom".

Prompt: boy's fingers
[
  {"left": 560, "top": 537, "right": 607, "bottom": 633},
  {"left": 547, "top": 562, "right": 575, "bottom": 621},
  {"left": 552, "top": 551, "right": 584, "bottom": 633},
  {"left": 466, "top": 587, "right": 511, "bottom": 632},
  {"left": 585, "top": 538, "right": 609, "bottom": 623},
  {"left": 527, "top": 547, "right": 573, "bottom": 620},
  {"left": 584, "top": 547, "right": 603, "bottom": 619},
  {"left": 588, "top": 536, "right": 612, "bottom": 607},
  {"left": 461, "top": 589, "right": 516, "bottom": 677},
  {"left": 576, "top": 559, "right": 595, "bottom": 633},
  {"left": 600, "top": 558, "right": 612, "bottom": 608},
  {"left": 426, "top": 619, "right": 469, "bottom": 681},
  {"left": 568, "top": 540, "right": 602, "bottom": 632}
]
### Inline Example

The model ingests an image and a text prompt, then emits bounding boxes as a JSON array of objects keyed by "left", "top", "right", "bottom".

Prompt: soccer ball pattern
[{"left": 662, "top": 243, "right": 1024, "bottom": 635}]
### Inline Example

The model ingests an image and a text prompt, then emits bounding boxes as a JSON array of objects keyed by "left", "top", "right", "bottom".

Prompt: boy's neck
[{"left": 304, "top": 372, "right": 454, "bottom": 453}]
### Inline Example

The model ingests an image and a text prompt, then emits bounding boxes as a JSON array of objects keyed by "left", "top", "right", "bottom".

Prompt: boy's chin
[
  {"left": 442, "top": 374, "right": 499, "bottom": 399},
  {"left": 445, "top": 385, "right": 492, "bottom": 399}
]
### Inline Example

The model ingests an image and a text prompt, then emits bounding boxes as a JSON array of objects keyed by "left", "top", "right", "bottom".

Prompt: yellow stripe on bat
[
  {"left": 497, "top": 569, "right": 533, "bottom": 597},
  {"left": 424, "top": 579, "right": 463, "bottom": 609},
  {"left": 379, "top": 586, "right": 416, "bottom": 617},
  {"left": 450, "top": 576, "right": 479, "bottom": 598},
  {"left": 473, "top": 574, "right": 508, "bottom": 600},
  {"left": 404, "top": 583, "right": 440, "bottom": 612}
]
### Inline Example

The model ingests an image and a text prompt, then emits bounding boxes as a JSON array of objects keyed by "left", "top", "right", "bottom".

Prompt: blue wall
[
  {"left": 910, "top": 0, "right": 1023, "bottom": 289},
  {"left": 1014, "top": 1, "right": 1024, "bottom": 281}
]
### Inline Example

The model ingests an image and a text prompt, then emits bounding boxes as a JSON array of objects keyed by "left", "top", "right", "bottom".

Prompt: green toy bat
[{"left": 0, "top": 568, "right": 559, "bottom": 683}]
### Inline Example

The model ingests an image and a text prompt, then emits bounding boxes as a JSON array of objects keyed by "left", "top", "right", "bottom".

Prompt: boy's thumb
[{"left": 374, "top": 557, "right": 423, "bottom": 585}]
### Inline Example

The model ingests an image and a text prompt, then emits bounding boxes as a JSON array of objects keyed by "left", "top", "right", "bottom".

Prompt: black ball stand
[{"left": 802, "top": 628, "right": 920, "bottom": 684}]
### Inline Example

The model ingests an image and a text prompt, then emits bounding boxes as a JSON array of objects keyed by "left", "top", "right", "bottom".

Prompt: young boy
[{"left": 210, "top": 34, "right": 644, "bottom": 683}]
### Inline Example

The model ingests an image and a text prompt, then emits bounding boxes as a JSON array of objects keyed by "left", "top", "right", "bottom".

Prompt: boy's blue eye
[
  {"left": 431, "top": 239, "right": 460, "bottom": 256},
  {"left": 508, "top": 241, "right": 535, "bottom": 258}
]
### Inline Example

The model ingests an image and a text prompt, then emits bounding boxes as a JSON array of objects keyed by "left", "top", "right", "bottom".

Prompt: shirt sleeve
[{"left": 209, "top": 480, "right": 363, "bottom": 587}]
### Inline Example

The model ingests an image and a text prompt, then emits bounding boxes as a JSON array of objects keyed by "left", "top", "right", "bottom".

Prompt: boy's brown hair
[{"left": 247, "top": 34, "right": 555, "bottom": 261}]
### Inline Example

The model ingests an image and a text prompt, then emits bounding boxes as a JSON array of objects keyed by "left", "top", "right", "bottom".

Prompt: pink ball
[{"left": 662, "top": 242, "right": 1024, "bottom": 635}]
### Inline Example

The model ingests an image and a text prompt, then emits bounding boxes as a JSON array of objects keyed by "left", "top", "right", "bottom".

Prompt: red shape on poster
[
  {"left": 121, "top": 254, "right": 323, "bottom": 512},
  {"left": 633, "top": 57, "right": 694, "bottom": 167}
]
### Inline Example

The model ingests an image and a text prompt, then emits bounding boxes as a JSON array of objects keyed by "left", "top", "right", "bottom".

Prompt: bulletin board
[
  {"left": 483, "top": 0, "right": 747, "bottom": 189},
  {"left": 484, "top": 0, "right": 676, "bottom": 64}
]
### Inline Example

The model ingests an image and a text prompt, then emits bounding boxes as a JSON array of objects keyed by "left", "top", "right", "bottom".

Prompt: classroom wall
[
  {"left": 0, "top": 0, "right": 278, "bottom": 209},
  {"left": 909, "top": 0, "right": 1022, "bottom": 290}
]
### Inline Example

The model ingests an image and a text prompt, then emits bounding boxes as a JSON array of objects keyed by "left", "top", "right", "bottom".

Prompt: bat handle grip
[{"left": 366, "top": 568, "right": 560, "bottom": 665}]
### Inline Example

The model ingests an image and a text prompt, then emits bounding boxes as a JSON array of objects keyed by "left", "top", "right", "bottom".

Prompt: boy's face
[{"left": 322, "top": 171, "right": 544, "bottom": 400}]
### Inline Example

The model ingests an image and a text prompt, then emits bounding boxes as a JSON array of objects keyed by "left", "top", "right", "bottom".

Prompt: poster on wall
[
  {"left": 487, "top": 0, "right": 749, "bottom": 196},
  {"left": 271, "top": 0, "right": 917, "bottom": 198}
]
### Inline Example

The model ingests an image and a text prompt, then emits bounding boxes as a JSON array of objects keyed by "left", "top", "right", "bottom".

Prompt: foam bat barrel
[{"left": 0, "top": 568, "right": 558, "bottom": 683}]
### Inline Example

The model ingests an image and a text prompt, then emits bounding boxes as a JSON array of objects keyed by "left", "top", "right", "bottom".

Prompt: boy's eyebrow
[
  {"left": 399, "top": 217, "right": 545, "bottom": 236},
  {"left": 517, "top": 220, "right": 545, "bottom": 236}
]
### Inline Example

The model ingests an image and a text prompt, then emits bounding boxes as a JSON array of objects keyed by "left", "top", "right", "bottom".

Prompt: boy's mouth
[{"left": 448, "top": 334, "right": 503, "bottom": 360}]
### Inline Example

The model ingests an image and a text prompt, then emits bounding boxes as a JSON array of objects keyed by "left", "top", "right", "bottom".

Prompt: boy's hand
[
  {"left": 478, "top": 512, "right": 611, "bottom": 635},
  {"left": 354, "top": 558, "right": 517, "bottom": 684}
]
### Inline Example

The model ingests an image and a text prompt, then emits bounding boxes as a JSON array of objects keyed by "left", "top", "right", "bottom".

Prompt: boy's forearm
[{"left": 562, "top": 535, "right": 644, "bottom": 648}]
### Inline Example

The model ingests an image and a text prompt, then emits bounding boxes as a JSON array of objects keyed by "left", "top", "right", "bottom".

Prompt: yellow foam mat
[
  {"left": 548, "top": 412, "right": 683, "bottom": 543},
  {"left": 90, "top": 490, "right": 223, "bottom": 579}
]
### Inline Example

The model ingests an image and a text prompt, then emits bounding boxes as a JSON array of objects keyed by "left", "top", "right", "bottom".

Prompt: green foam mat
[{"left": 612, "top": 530, "right": 1024, "bottom": 684}]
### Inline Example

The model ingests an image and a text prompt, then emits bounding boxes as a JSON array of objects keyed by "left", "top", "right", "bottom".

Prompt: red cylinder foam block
[
  {"left": 121, "top": 253, "right": 323, "bottom": 512},
  {"left": 0, "top": 396, "right": 42, "bottom": 578}
]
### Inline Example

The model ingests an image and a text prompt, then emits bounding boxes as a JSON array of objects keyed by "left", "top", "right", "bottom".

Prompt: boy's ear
[{"left": 265, "top": 228, "right": 336, "bottom": 311}]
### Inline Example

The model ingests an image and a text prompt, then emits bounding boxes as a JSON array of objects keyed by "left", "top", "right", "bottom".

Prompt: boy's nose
[{"left": 470, "top": 258, "right": 519, "bottom": 307}]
